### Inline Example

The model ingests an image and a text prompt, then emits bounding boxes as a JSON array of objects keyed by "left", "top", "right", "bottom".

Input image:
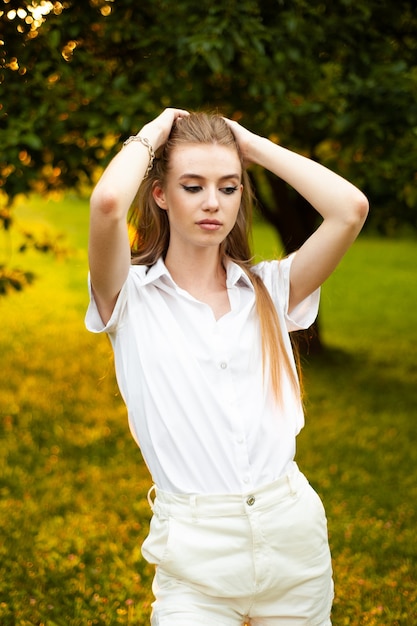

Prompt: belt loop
[
  {"left": 287, "top": 472, "right": 297, "bottom": 497},
  {"left": 190, "top": 494, "right": 197, "bottom": 522},
  {"left": 147, "top": 484, "right": 156, "bottom": 511}
]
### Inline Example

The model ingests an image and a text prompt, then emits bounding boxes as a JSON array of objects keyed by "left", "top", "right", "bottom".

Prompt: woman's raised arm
[
  {"left": 88, "top": 108, "right": 189, "bottom": 324},
  {"left": 225, "top": 118, "right": 369, "bottom": 313}
]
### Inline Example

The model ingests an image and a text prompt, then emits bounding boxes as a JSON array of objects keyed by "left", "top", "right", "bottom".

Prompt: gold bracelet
[{"left": 123, "top": 135, "right": 155, "bottom": 177}]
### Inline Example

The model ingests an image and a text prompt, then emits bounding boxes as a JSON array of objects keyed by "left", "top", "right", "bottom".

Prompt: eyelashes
[
  {"left": 222, "top": 186, "right": 239, "bottom": 195},
  {"left": 180, "top": 184, "right": 239, "bottom": 195},
  {"left": 180, "top": 185, "right": 201, "bottom": 193}
]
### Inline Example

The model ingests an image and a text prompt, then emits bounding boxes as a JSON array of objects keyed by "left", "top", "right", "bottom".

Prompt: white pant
[{"left": 142, "top": 463, "right": 333, "bottom": 625}]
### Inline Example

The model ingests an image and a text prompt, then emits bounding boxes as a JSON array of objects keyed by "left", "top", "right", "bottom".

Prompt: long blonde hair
[{"left": 129, "top": 112, "right": 300, "bottom": 402}]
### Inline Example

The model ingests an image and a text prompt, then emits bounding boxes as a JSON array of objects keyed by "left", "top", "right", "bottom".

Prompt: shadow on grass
[
  {"left": 304, "top": 343, "right": 416, "bottom": 425},
  {"left": 299, "top": 343, "right": 417, "bottom": 543},
  {"left": 297, "top": 345, "right": 417, "bottom": 624}
]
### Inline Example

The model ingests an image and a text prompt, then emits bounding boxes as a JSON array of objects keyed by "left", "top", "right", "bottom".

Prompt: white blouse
[{"left": 86, "top": 254, "right": 319, "bottom": 494}]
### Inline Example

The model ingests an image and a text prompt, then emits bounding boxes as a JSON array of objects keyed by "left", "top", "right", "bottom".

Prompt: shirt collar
[
  {"left": 141, "top": 257, "right": 171, "bottom": 286},
  {"left": 141, "top": 256, "right": 254, "bottom": 291},
  {"left": 224, "top": 259, "right": 254, "bottom": 290}
]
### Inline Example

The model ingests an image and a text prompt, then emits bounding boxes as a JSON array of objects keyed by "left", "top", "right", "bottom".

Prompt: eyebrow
[{"left": 178, "top": 173, "right": 241, "bottom": 183}]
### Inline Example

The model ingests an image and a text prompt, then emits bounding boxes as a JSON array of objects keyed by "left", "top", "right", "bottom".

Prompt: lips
[{"left": 196, "top": 219, "right": 222, "bottom": 231}]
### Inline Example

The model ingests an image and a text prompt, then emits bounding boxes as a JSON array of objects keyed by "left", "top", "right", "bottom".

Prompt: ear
[{"left": 152, "top": 182, "right": 168, "bottom": 210}]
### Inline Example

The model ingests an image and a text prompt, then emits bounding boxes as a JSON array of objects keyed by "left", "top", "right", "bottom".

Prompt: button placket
[{"left": 214, "top": 318, "right": 253, "bottom": 492}]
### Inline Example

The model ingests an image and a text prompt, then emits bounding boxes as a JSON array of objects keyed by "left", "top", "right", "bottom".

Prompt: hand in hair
[
  {"left": 140, "top": 108, "right": 190, "bottom": 152},
  {"left": 223, "top": 117, "right": 259, "bottom": 168}
]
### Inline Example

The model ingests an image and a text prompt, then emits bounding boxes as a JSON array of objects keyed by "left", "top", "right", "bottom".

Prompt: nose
[{"left": 203, "top": 187, "right": 219, "bottom": 212}]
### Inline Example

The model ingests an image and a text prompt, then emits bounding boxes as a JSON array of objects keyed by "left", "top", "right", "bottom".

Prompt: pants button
[{"left": 246, "top": 496, "right": 255, "bottom": 506}]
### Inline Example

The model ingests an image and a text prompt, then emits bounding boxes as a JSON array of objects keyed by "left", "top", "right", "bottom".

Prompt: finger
[{"left": 164, "top": 107, "right": 190, "bottom": 119}]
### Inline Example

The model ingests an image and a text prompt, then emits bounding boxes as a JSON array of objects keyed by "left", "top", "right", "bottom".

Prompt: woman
[{"left": 86, "top": 108, "right": 368, "bottom": 625}]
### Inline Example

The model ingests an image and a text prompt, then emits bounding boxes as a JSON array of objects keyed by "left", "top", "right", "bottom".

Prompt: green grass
[
  {"left": 1, "top": 195, "right": 416, "bottom": 625},
  {"left": 297, "top": 238, "right": 417, "bottom": 625}
]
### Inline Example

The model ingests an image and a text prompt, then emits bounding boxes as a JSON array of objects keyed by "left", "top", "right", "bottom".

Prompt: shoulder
[
  {"left": 254, "top": 254, "right": 321, "bottom": 331},
  {"left": 127, "top": 263, "right": 152, "bottom": 284},
  {"left": 85, "top": 262, "right": 158, "bottom": 334},
  {"left": 129, "top": 257, "right": 169, "bottom": 286},
  {"left": 251, "top": 254, "right": 295, "bottom": 292}
]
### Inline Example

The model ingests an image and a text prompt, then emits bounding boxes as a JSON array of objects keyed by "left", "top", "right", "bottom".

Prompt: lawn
[{"left": 1, "top": 195, "right": 416, "bottom": 625}]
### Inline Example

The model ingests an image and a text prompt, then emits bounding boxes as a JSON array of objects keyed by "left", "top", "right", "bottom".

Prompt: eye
[
  {"left": 221, "top": 186, "right": 239, "bottom": 195},
  {"left": 181, "top": 184, "right": 202, "bottom": 193}
]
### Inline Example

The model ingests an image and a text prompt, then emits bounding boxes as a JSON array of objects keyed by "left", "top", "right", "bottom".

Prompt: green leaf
[{"left": 22, "top": 134, "right": 43, "bottom": 150}]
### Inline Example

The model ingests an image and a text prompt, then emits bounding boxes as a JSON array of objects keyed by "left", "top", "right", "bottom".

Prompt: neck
[
  {"left": 165, "top": 245, "right": 230, "bottom": 320},
  {"left": 164, "top": 246, "right": 226, "bottom": 291}
]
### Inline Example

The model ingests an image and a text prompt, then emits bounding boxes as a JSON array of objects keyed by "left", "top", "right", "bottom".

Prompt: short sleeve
[
  {"left": 85, "top": 274, "right": 128, "bottom": 334},
  {"left": 254, "top": 253, "right": 320, "bottom": 332}
]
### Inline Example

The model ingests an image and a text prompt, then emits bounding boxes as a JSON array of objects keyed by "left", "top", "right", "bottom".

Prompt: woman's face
[{"left": 152, "top": 143, "right": 243, "bottom": 256}]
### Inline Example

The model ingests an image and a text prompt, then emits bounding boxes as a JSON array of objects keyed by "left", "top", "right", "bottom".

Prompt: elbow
[
  {"left": 347, "top": 190, "right": 369, "bottom": 230},
  {"left": 357, "top": 192, "right": 370, "bottom": 223},
  {"left": 90, "top": 187, "right": 124, "bottom": 220}
]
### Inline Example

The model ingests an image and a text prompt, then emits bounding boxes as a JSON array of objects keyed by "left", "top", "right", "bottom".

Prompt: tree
[{"left": 1, "top": 0, "right": 416, "bottom": 309}]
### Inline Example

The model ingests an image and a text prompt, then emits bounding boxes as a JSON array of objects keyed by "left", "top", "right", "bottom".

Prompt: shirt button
[
  {"left": 237, "top": 437, "right": 244, "bottom": 444},
  {"left": 246, "top": 496, "right": 256, "bottom": 506},
  {"left": 220, "top": 362, "right": 227, "bottom": 369}
]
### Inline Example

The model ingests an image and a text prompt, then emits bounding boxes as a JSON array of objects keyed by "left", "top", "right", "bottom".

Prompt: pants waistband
[{"left": 148, "top": 462, "right": 308, "bottom": 518}]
